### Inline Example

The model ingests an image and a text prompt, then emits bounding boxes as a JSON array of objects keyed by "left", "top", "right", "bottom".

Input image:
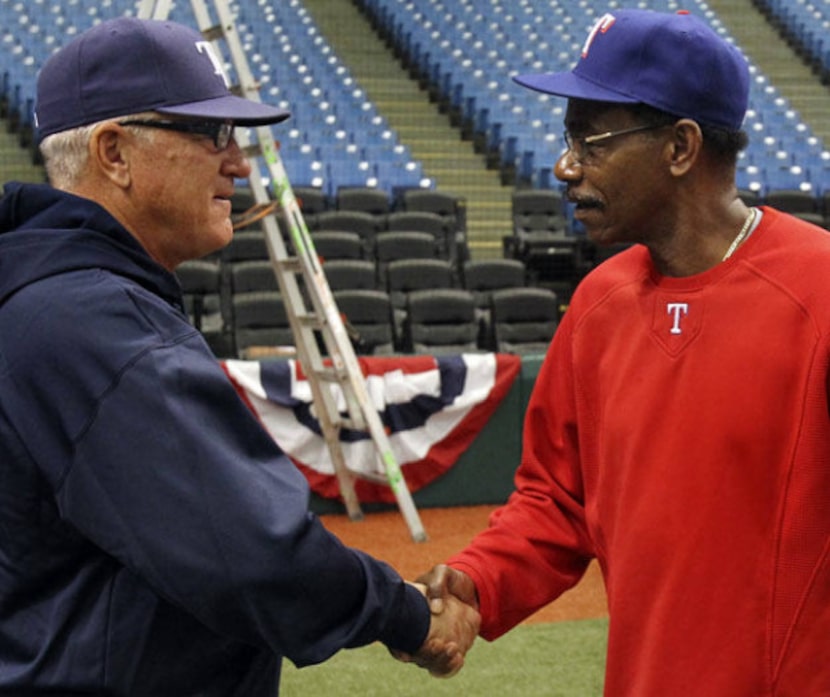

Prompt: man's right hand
[
  {"left": 391, "top": 574, "right": 480, "bottom": 677},
  {"left": 416, "top": 564, "right": 479, "bottom": 615}
]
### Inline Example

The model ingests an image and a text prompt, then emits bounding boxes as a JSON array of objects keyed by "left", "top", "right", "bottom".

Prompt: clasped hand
[{"left": 392, "top": 565, "right": 480, "bottom": 678}]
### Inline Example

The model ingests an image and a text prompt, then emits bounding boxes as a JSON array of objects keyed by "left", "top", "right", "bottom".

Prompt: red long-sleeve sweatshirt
[{"left": 449, "top": 207, "right": 830, "bottom": 696}]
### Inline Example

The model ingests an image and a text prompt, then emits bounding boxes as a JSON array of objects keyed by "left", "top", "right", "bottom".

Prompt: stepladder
[{"left": 138, "top": 0, "right": 428, "bottom": 542}]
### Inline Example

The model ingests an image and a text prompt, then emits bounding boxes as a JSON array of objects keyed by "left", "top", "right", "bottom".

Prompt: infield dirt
[{"left": 320, "top": 504, "right": 608, "bottom": 624}]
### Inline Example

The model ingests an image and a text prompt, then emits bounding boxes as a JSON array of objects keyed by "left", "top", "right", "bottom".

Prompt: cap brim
[
  {"left": 157, "top": 94, "right": 291, "bottom": 126},
  {"left": 513, "top": 71, "right": 639, "bottom": 104}
]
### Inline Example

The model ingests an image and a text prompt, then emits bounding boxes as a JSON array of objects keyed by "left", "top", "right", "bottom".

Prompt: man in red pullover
[{"left": 420, "top": 9, "right": 830, "bottom": 695}]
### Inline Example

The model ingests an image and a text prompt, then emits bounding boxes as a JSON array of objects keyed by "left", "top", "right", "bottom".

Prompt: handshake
[{"left": 392, "top": 564, "right": 481, "bottom": 678}]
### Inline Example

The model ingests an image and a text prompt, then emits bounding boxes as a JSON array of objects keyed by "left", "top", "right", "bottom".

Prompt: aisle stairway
[
  {"left": 706, "top": 0, "right": 830, "bottom": 145},
  {"left": 0, "top": 126, "right": 44, "bottom": 186},
  {"left": 300, "top": 0, "right": 513, "bottom": 259}
]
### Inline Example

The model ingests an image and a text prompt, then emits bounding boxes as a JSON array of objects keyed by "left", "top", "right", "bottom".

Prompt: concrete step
[{"left": 0, "top": 118, "right": 44, "bottom": 185}]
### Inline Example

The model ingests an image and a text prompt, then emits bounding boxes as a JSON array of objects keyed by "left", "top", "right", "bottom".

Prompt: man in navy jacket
[{"left": 0, "top": 17, "right": 478, "bottom": 695}]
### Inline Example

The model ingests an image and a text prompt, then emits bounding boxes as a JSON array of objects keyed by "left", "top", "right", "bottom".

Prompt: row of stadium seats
[
  {"left": 357, "top": 0, "right": 830, "bottom": 195},
  {"left": 177, "top": 246, "right": 558, "bottom": 358},
  {"left": 0, "top": 0, "right": 434, "bottom": 197},
  {"left": 176, "top": 184, "right": 559, "bottom": 357},
  {"left": 752, "top": 0, "right": 830, "bottom": 82},
  {"left": 233, "top": 184, "right": 470, "bottom": 265}
]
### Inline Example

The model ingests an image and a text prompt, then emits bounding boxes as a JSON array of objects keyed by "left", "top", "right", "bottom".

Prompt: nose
[
  {"left": 223, "top": 137, "right": 252, "bottom": 179},
  {"left": 554, "top": 148, "right": 582, "bottom": 183}
]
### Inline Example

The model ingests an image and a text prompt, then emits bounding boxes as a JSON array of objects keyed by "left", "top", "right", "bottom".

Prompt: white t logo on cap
[
  {"left": 196, "top": 40, "right": 230, "bottom": 87},
  {"left": 581, "top": 13, "right": 616, "bottom": 58}
]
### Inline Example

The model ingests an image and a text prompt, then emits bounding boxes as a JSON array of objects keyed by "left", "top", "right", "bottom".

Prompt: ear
[
  {"left": 88, "top": 123, "right": 132, "bottom": 189},
  {"left": 665, "top": 119, "right": 703, "bottom": 177}
]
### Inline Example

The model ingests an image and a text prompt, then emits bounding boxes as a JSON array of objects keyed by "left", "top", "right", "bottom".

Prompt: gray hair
[{"left": 39, "top": 112, "right": 158, "bottom": 190}]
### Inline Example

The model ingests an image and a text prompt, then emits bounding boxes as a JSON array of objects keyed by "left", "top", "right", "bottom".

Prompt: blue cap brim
[
  {"left": 513, "top": 72, "right": 640, "bottom": 105},
  {"left": 157, "top": 94, "right": 291, "bottom": 126}
]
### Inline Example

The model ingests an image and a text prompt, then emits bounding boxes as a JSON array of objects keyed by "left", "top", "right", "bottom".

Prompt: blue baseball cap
[
  {"left": 35, "top": 17, "right": 290, "bottom": 141},
  {"left": 513, "top": 9, "right": 749, "bottom": 131}
]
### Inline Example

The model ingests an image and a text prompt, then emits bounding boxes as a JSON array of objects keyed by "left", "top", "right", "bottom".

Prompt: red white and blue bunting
[{"left": 222, "top": 353, "right": 521, "bottom": 502}]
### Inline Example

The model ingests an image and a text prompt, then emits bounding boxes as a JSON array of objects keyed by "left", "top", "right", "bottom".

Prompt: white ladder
[{"left": 138, "top": 0, "right": 427, "bottom": 542}]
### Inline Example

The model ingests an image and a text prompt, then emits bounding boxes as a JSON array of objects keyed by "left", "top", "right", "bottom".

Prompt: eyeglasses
[
  {"left": 563, "top": 124, "right": 666, "bottom": 165},
  {"left": 118, "top": 119, "right": 236, "bottom": 151}
]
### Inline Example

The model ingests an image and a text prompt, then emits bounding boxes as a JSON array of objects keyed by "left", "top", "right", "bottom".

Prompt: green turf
[{"left": 280, "top": 618, "right": 608, "bottom": 696}]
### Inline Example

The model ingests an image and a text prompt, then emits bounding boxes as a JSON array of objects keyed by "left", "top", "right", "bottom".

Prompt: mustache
[{"left": 566, "top": 191, "right": 604, "bottom": 209}]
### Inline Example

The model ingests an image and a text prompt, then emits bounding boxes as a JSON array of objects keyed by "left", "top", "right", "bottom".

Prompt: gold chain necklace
[{"left": 722, "top": 208, "right": 756, "bottom": 262}]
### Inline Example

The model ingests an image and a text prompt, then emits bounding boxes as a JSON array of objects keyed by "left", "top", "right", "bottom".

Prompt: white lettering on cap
[
  {"left": 581, "top": 13, "right": 616, "bottom": 58},
  {"left": 195, "top": 40, "right": 230, "bottom": 87}
]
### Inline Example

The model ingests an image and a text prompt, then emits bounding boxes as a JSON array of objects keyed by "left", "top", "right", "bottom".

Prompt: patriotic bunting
[{"left": 222, "top": 353, "right": 521, "bottom": 502}]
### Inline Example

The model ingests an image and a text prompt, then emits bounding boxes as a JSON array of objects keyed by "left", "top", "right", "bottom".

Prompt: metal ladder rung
[
  {"left": 348, "top": 470, "right": 389, "bottom": 485},
  {"left": 241, "top": 143, "right": 262, "bottom": 159},
  {"left": 295, "top": 312, "right": 323, "bottom": 330},
  {"left": 314, "top": 366, "right": 347, "bottom": 383},
  {"left": 199, "top": 23, "right": 223, "bottom": 41},
  {"left": 276, "top": 258, "right": 302, "bottom": 274}
]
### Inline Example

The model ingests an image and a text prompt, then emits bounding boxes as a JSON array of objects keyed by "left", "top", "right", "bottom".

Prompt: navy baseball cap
[
  {"left": 514, "top": 9, "right": 749, "bottom": 131},
  {"left": 35, "top": 17, "right": 290, "bottom": 141}
]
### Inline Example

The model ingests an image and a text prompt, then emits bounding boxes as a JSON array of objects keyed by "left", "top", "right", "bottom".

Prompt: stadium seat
[
  {"left": 490, "top": 287, "right": 559, "bottom": 355},
  {"left": 293, "top": 185, "right": 329, "bottom": 227},
  {"left": 401, "top": 189, "right": 466, "bottom": 233},
  {"left": 405, "top": 288, "right": 479, "bottom": 355},
  {"left": 230, "top": 260, "right": 280, "bottom": 294},
  {"left": 222, "top": 231, "right": 269, "bottom": 264},
  {"left": 386, "top": 210, "right": 457, "bottom": 263},
  {"left": 334, "top": 289, "right": 395, "bottom": 355},
  {"left": 336, "top": 186, "right": 391, "bottom": 216},
  {"left": 462, "top": 258, "right": 527, "bottom": 349},
  {"left": 375, "top": 230, "right": 438, "bottom": 286},
  {"left": 316, "top": 210, "right": 384, "bottom": 257},
  {"left": 322, "top": 259, "right": 378, "bottom": 291},
  {"left": 231, "top": 291, "right": 294, "bottom": 359},
  {"left": 386, "top": 258, "right": 455, "bottom": 348},
  {"left": 764, "top": 189, "right": 821, "bottom": 216},
  {"left": 175, "top": 259, "right": 231, "bottom": 356},
  {"left": 310, "top": 230, "right": 364, "bottom": 261}
]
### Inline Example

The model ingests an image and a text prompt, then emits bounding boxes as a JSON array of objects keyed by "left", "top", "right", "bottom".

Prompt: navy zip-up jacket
[{"left": 0, "top": 182, "right": 429, "bottom": 695}]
